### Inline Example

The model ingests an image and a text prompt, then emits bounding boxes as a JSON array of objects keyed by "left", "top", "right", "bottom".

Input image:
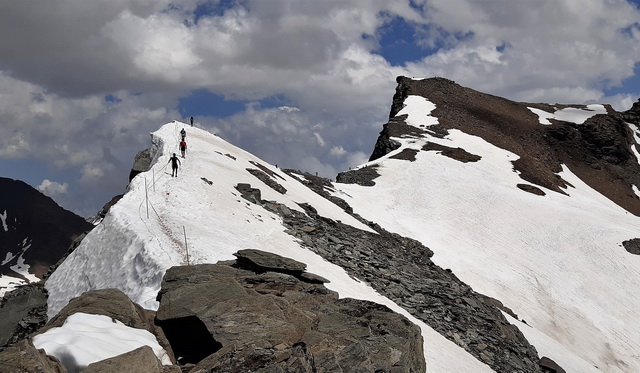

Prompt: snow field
[{"left": 334, "top": 96, "right": 640, "bottom": 372}]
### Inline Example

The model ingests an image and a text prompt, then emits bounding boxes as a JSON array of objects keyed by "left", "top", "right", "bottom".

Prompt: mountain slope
[
  {"left": 335, "top": 77, "right": 640, "bottom": 373},
  {"left": 0, "top": 178, "right": 93, "bottom": 296},
  {"left": 44, "top": 122, "right": 499, "bottom": 372}
]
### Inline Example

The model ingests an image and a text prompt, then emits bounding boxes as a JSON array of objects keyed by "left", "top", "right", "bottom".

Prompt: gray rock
[
  {"left": 0, "top": 283, "right": 48, "bottom": 350},
  {"left": 0, "top": 339, "right": 65, "bottom": 373},
  {"left": 155, "top": 252, "right": 425, "bottom": 372},
  {"left": 129, "top": 148, "right": 152, "bottom": 182},
  {"left": 40, "top": 288, "right": 175, "bottom": 365},
  {"left": 84, "top": 345, "right": 180, "bottom": 373},
  {"left": 234, "top": 248, "right": 307, "bottom": 274}
]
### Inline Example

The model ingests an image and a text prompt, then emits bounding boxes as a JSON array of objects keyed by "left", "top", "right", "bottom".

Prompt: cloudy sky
[{"left": 1, "top": 0, "right": 640, "bottom": 217}]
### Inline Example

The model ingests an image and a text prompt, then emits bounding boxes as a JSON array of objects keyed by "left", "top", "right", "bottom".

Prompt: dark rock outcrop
[
  {"left": 336, "top": 165, "right": 381, "bottom": 186},
  {"left": 0, "top": 283, "right": 48, "bottom": 351},
  {"left": 622, "top": 238, "right": 640, "bottom": 255},
  {"left": 274, "top": 203, "right": 542, "bottom": 373},
  {"left": 155, "top": 251, "right": 426, "bottom": 372},
  {"left": 129, "top": 148, "right": 152, "bottom": 182}
]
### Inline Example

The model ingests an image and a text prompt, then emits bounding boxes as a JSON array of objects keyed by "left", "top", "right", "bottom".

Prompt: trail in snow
[{"left": 45, "top": 121, "right": 498, "bottom": 373}]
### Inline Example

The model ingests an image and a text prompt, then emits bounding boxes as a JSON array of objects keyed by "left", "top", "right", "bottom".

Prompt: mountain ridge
[{"left": 2, "top": 77, "right": 640, "bottom": 372}]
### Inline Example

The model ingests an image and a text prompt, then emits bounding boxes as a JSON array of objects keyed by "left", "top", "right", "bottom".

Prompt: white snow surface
[
  {"left": 334, "top": 96, "right": 640, "bottom": 373},
  {"left": 33, "top": 312, "right": 171, "bottom": 371},
  {"left": 528, "top": 104, "right": 607, "bottom": 125},
  {"left": 45, "top": 121, "right": 497, "bottom": 372}
]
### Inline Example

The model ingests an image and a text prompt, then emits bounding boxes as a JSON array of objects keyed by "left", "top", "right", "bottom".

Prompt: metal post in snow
[
  {"left": 153, "top": 169, "right": 156, "bottom": 192},
  {"left": 183, "top": 226, "right": 190, "bottom": 265},
  {"left": 145, "top": 177, "right": 149, "bottom": 219}
]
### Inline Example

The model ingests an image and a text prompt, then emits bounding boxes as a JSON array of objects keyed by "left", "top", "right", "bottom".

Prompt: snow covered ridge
[
  {"left": 45, "top": 122, "right": 380, "bottom": 314},
  {"left": 336, "top": 77, "right": 640, "bottom": 373},
  {"left": 41, "top": 120, "right": 532, "bottom": 372}
]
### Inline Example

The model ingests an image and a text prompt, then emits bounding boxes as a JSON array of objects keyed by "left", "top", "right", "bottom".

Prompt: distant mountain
[
  {"left": 3, "top": 77, "right": 640, "bottom": 372},
  {"left": 0, "top": 178, "right": 94, "bottom": 296}
]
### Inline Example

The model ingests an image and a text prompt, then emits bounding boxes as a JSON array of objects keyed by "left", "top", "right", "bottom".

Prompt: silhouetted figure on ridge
[{"left": 169, "top": 153, "right": 181, "bottom": 177}]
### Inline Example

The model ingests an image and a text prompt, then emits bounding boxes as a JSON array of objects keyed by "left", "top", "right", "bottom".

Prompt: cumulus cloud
[
  {"left": 408, "top": 0, "right": 640, "bottom": 104},
  {"left": 1, "top": 0, "right": 640, "bottom": 215},
  {"left": 37, "top": 180, "right": 69, "bottom": 197}
]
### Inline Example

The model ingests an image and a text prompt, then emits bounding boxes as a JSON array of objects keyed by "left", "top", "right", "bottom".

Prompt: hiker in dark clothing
[
  {"left": 180, "top": 128, "right": 186, "bottom": 141},
  {"left": 190, "top": 116, "right": 194, "bottom": 126},
  {"left": 169, "top": 153, "right": 181, "bottom": 177},
  {"left": 180, "top": 140, "right": 187, "bottom": 158}
]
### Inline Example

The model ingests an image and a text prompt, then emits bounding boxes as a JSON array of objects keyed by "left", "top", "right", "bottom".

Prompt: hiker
[
  {"left": 180, "top": 140, "right": 187, "bottom": 158},
  {"left": 180, "top": 128, "right": 186, "bottom": 141},
  {"left": 169, "top": 153, "right": 181, "bottom": 177},
  {"left": 190, "top": 116, "right": 194, "bottom": 126}
]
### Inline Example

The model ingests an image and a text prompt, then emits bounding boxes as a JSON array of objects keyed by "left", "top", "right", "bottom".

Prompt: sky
[{"left": 1, "top": 0, "right": 640, "bottom": 217}]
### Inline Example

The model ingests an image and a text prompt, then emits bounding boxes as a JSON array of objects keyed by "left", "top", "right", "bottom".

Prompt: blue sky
[{"left": 1, "top": 0, "right": 640, "bottom": 217}]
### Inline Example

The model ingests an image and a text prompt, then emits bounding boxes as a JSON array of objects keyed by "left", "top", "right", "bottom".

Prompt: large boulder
[
  {"left": 155, "top": 250, "right": 426, "bottom": 372},
  {"left": 40, "top": 288, "right": 175, "bottom": 364},
  {"left": 84, "top": 346, "right": 180, "bottom": 373},
  {"left": 0, "top": 339, "right": 65, "bottom": 373}
]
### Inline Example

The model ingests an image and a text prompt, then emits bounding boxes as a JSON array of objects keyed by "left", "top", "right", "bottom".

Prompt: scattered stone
[
  {"left": 517, "top": 183, "right": 546, "bottom": 196},
  {"left": 234, "top": 183, "right": 262, "bottom": 204}
]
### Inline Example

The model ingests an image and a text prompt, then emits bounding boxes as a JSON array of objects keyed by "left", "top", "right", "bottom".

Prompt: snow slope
[
  {"left": 45, "top": 121, "right": 496, "bottom": 372},
  {"left": 334, "top": 95, "right": 640, "bottom": 373}
]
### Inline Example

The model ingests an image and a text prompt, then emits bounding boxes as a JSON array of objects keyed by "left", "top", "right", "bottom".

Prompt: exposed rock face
[
  {"left": 266, "top": 201, "right": 543, "bottom": 373},
  {"left": 129, "top": 148, "right": 152, "bottom": 182},
  {"left": 0, "top": 283, "right": 48, "bottom": 351},
  {"left": 335, "top": 165, "right": 381, "bottom": 186},
  {"left": 155, "top": 251, "right": 426, "bottom": 372}
]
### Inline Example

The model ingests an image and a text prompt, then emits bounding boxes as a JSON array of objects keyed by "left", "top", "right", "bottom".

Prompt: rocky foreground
[{"left": 0, "top": 249, "right": 425, "bottom": 373}]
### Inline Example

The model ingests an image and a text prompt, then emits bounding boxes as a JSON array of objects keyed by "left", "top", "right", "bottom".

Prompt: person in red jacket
[{"left": 180, "top": 140, "right": 187, "bottom": 158}]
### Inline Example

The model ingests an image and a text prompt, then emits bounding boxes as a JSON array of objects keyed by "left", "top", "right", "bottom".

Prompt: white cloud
[
  {"left": 330, "top": 146, "right": 347, "bottom": 157},
  {"left": 1, "top": 0, "right": 640, "bottom": 216},
  {"left": 37, "top": 180, "right": 69, "bottom": 197}
]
